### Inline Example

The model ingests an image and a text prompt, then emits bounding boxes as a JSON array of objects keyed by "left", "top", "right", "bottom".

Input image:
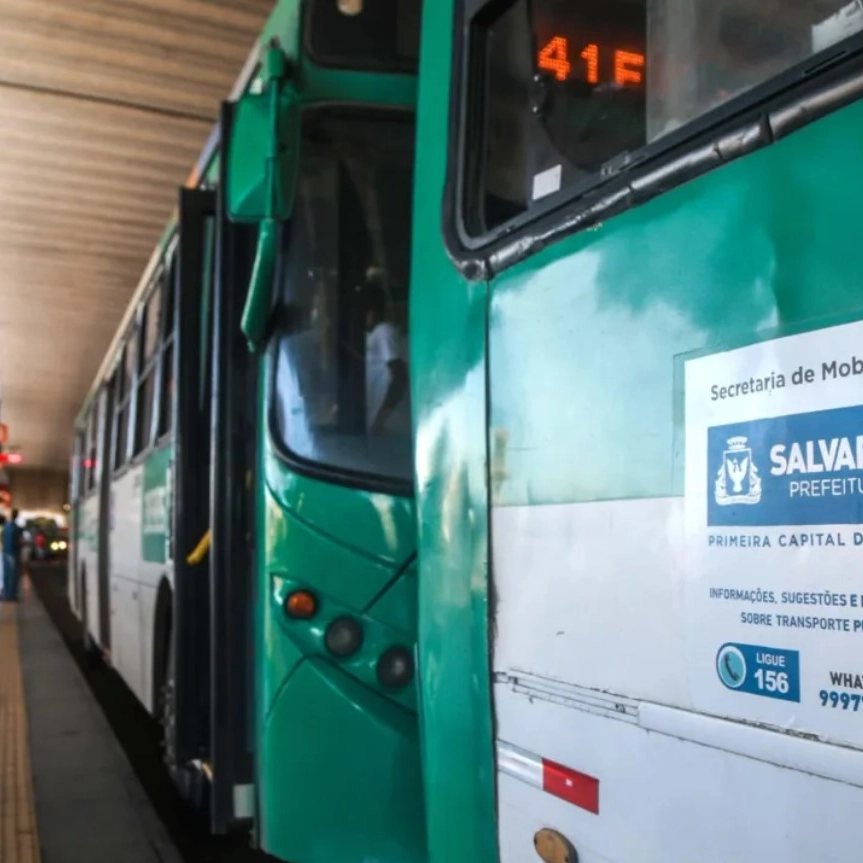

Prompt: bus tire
[
  {"left": 158, "top": 637, "right": 209, "bottom": 816},
  {"left": 153, "top": 589, "right": 208, "bottom": 816}
]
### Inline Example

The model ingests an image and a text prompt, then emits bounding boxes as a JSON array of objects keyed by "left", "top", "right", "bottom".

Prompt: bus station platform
[{"left": 0, "top": 577, "right": 182, "bottom": 863}]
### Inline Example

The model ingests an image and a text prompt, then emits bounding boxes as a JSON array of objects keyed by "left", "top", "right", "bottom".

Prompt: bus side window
[
  {"left": 114, "top": 330, "right": 137, "bottom": 471},
  {"left": 135, "top": 276, "right": 162, "bottom": 454},
  {"left": 158, "top": 254, "right": 176, "bottom": 438}
]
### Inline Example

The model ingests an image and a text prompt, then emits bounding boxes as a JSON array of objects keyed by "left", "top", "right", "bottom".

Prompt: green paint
[
  {"left": 270, "top": 572, "right": 417, "bottom": 711},
  {"left": 256, "top": 351, "right": 425, "bottom": 861},
  {"left": 261, "top": 657, "right": 424, "bottom": 863},
  {"left": 247, "top": 17, "right": 426, "bottom": 859},
  {"left": 410, "top": 8, "right": 863, "bottom": 860},
  {"left": 488, "top": 97, "right": 863, "bottom": 508},
  {"left": 410, "top": 1, "right": 499, "bottom": 861},
  {"left": 248, "top": 8, "right": 444, "bottom": 863},
  {"left": 260, "top": 0, "right": 302, "bottom": 60},
  {"left": 264, "top": 449, "right": 416, "bottom": 568},
  {"left": 228, "top": 46, "right": 301, "bottom": 226},
  {"left": 301, "top": 61, "right": 417, "bottom": 107},
  {"left": 141, "top": 444, "right": 172, "bottom": 564}
]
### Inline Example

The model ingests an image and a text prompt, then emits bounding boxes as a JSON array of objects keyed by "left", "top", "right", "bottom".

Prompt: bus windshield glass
[
  {"left": 306, "top": 0, "right": 422, "bottom": 71},
  {"left": 273, "top": 111, "right": 414, "bottom": 486},
  {"left": 478, "top": 0, "right": 863, "bottom": 230}
]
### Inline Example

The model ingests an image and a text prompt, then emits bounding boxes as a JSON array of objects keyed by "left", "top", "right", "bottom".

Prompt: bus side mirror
[
  {"left": 227, "top": 42, "right": 300, "bottom": 350},
  {"left": 227, "top": 43, "right": 299, "bottom": 223},
  {"left": 227, "top": 90, "right": 298, "bottom": 223}
]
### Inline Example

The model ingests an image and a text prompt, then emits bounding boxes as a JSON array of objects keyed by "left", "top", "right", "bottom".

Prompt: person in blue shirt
[{"left": 3, "top": 509, "right": 21, "bottom": 602}]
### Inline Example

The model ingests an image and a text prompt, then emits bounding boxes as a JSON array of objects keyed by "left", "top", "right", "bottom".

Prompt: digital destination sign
[
  {"left": 533, "top": 0, "right": 646, "bottom": 90},
  {"left": 538, "top": 35, "right": 645, "bottom": 86}
]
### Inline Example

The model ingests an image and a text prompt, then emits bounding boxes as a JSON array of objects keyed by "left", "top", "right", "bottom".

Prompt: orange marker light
[
  {"left": 614, "top": 50, "right": 644, "bottom": 86},
  {"left": 538, "top": 36, "right": 571, "bottom": 82},
  {"left": 284, "top": 590, "right": 318, "bottom": 620}
]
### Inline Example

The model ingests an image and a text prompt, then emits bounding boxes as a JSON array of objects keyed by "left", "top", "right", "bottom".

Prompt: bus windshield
[{"left": 272, "top": 110, "right": 415, "bottom": 486}]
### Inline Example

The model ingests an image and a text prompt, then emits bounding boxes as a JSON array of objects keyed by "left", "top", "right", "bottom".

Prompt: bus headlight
[
  {"left": 376, "top": 646, "right": 414, "bottom": 689},
  {"left": 324, "top": 617, "right": 363, "bottom": 658}
]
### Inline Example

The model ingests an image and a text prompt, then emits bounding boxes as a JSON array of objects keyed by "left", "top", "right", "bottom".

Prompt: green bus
[
  {"left": 70, "top": 0, "right": 863, "bottom": 860},
  {"left": 407, "top": 0, "right": 863, "bottom": 861},
  {"left": 70, "top": 2, "right": 424, "bottom": 862}
]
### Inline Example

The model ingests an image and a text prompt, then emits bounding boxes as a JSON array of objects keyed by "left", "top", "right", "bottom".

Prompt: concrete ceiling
[{"left": 0, "top": 0, "right": 272, "bottom": 469}]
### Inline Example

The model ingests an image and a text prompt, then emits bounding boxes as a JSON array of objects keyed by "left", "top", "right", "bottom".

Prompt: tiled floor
[
  {"left": 0, "top": 578, "right": 182, "bottom": 863},
  {"left": 0, "top": 598, "right": 40, "bottom": 863}
]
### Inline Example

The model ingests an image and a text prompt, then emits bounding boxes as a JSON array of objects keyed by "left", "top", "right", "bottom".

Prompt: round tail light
[
  {"left": 324, "top": 617, "right": 363, "bottom": 658},
  {"left": 376, "top": 646, "right": 414, "bottom": 689}
]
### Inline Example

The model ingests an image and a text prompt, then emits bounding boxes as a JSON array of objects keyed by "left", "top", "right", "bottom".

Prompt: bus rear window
[
  {"left": 306, "top": 0, "right": 422, "bottom": 72},
  {"left": 471, "top": 0, "right": 863, "bottom": 234}
]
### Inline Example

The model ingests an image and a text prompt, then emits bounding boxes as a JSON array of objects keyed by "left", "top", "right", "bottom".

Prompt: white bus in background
[
  {"left": 69, "top": 235, "right": 177, "bottom": 711},
  {"left": 67, "top": 134, "right": 256, "bottom": 827}
]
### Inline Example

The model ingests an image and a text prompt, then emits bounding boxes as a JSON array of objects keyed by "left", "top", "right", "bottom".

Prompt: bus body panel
[
  {"left": 485, "top": 96, "right": 863, "bottom": 861},
  {"left": 256, "top": 408, "right": 425, "bottom": 863},
  {"left": 260, "top": 658, "right": 425, "bottom": 863},
  {"left": 410, "top": 1, "right": 500, "bottom": 861},
  {"left": 496, "top": 682, "right": 863, "bottom": 863},
  {"left": 79, "top": 492, "right": 100, "bottom": 642},
  {"left": 73, "top": 437, "right": 172, "bottom": 713},
  {"left": 250, "top": 19, "right": 427, "bottom": 857},
  {"left": 111, "top": 467, "right": 145, "bottom": 703},
  {"left": 138, "top": 442, "right": 173, "bottom": 713},
  {"left": 493, "top": 502, "right": 863, "bottom": 862}
]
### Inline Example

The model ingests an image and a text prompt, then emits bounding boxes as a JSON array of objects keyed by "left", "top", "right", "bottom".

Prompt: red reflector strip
[
  {"left": 542, "top": 757, "right": 600, "bottom": 814},
  {"left": 497, "top": 741, "right": 601, "bottom": 816}
]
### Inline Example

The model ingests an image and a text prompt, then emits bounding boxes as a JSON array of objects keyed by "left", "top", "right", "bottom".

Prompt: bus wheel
[{"left": 158, "top": 632, "right": 209, "bottom": 815}]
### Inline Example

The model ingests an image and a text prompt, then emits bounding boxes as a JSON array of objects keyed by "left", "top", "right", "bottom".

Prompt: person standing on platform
[{"left": 2, "top": 509, "right": 21, "bottom": 602}]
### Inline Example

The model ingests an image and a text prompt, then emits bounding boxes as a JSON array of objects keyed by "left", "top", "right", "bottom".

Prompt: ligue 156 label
[{"left": 715, "top": 643, "right": 800, "bottom": 702}]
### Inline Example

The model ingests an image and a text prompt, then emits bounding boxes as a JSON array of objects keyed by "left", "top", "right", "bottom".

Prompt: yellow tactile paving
[{"left": 0, "top": 602, "right": 41, "bottom": 863}]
